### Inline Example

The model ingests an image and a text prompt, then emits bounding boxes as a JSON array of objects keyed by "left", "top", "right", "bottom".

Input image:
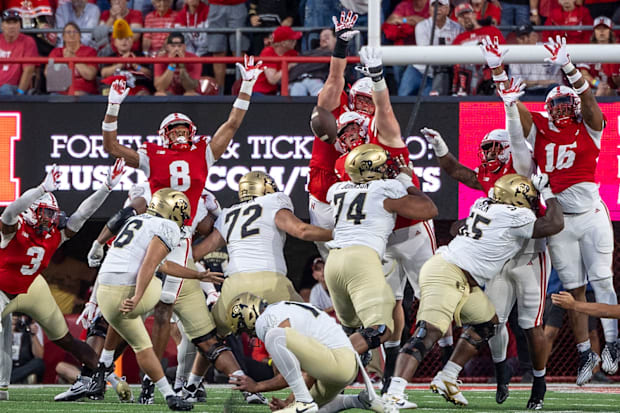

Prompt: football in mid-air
[{"left": 310, "top": 105, "right": 337, "bottom": 144}]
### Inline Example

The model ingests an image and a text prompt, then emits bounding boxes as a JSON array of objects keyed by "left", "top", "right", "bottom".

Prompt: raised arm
[
  {"left": 274, "top": 209, "right": 333, "bottom": 241},
  {"left": 102, "top": 79, "right": 140, "bottom": 167},
  {"left": 421, "top": 128, "right": 483, "bottom": 190},
  {"left": 209, "top": 56, "right": 263, "bottom": 160}
]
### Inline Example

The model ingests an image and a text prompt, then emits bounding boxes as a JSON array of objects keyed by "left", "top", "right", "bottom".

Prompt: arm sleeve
[
  {"left": 158, "top": 220, "right": 181, "bottom": 251},
  {"left": 205, "top": 144, "right": 215, "bottom": 167},
  {"left": 525, "top": 122, "right": 537, "bottom": 148},
  {"left": 512, "top": 221, "right": 535, "bottom": 239},
  {"left": 584, "top": 121, "right": 604, "bottom": 149},
  {"left": 383, "top": 180, "right": 408, "bottom": 199},
  {"left": 137, "top": 146, "right": 151, "bottom": 176},
  {"left": 1, "top": 186, "right": 46, "bottom": 225},
  {"left": 505, "top": 104, "right": 536, "bottom": 176},
  {"left": 213, "top": 213, "right": 225, "bottom": 236},
  {"left": 509, "top": 208, "right": 537, "bottom": 238},
  {"left": 66, "top": 186, "right": 112, "bottom": 233},
  {"left": 273, "top": 193, "right": 294, "bottom": 214}
]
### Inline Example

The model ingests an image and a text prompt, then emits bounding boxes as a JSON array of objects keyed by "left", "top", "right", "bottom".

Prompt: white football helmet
[
  {"left": 158, "top": 113, "right": 197, "bottom": 151},
  {"left": 336, "top": 111, "right": 369, "bottom": 151},
  {"left": 545, "top": 85, "right": 581, "bottom": 128},
  {"left": 349, "top": 77, "right": 375, "bottom": 115},
  {"left": 22, "top": 192, "right": 60, "bottom": 234},
  {"left": 479, "top": 129, "right": 511, "bottom": 172}
]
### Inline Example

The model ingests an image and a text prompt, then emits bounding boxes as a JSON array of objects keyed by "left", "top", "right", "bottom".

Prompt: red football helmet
[
  {"left": 22, "top": 192, "right": 60, "bottom": 234},
  {"left": 158, "top": 113, "right": 197, "bottom": 151},
  {"left": 337, "top": 111, "right": 369, "bottom": 151},
  {"left": 479, "top": 129, "right": 511, "bottom": 172},
  {"left": 349, "top": 78, "right": 375, "bottom": 116},
  {"left": 545, "top": 85, "right": 581, "bottom": 128}
]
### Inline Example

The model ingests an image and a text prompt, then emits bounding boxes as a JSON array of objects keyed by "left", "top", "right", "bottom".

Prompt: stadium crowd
[{"left": 1, "top": 0, "right": 620, "bottom": 95}]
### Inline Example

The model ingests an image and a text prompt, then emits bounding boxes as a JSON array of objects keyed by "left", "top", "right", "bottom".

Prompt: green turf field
[{"left": 2, "top": 384, "right": 620, "bottom": 412}]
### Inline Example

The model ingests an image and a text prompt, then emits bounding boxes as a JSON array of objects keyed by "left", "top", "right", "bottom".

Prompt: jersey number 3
[{"left": 20, "top": 246, "right": 45, "bottom": 276}]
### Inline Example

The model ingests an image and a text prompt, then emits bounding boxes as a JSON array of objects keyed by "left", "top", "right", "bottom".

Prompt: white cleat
[
  {"left": 430, "top": 370, "right": 468, "bottom": 406},
  {"left": 358, "top": 389, "right": 386, "bottom": 412},
  {"left": 273, "top": 400, "right": 319, "bottom": 413},
  {"left": 382, "top": 392, "right": 417, "bottom": 410}
]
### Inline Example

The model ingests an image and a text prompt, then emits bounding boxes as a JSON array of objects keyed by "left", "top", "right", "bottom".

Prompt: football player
[
  {"left": 482, "top": 35, "right": 617, "bottom": 384},
  {"left": 192, "top": 171, "right": 333, "bottom": 337},
  {"left": 93, "top": 56, "right": 264, "bottom": 404},
  {"left": 325, "top": 144, "right": 437, "bottom": 365},
  {"left": 226, "top": 293, "right": 384, "bottom": 413},
  {"left": 422, "top": 126, "right": 550, "bottom": 408},
  {"left": 382, "top": 174, "right": 564, "bottom": 410},
  {"left": 0, "top": 160, "right": 125, "bottom": 402},
  {"left": 94, "top": 188, "right": 223, "bottom": 411}
]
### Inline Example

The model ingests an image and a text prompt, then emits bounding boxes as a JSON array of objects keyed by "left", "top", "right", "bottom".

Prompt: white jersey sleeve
[
  {"left": 255, "top": 301, "right": 353, "bottom": 350},
  {"left": 439, "top": 198, "right": 537, "bottom": 286},
  {"left": 137, "top": 145, "right": 151, "bottom": 177},
  {"left": 326, "top": 180, "right": 403, "bottom": 258},
  {"left": 216, "top": 193, "right": 292, "bottom": 276}
]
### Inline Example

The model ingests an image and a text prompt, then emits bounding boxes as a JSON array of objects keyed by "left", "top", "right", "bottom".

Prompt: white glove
[
  {"left": 76, "top": 301, "right": 98, "bottom": 329},
  {"left": 108, "top": 78, "right": 130, "bottom": 105},
  {"left": 206, "top": 290, "right": 220, "bottom": 309},
  {"left": 40, "top": 164, "right": 62, "bottom": 192},
  {"left": 421, "top": 127, "right": 449, "bottom": 158},
  {"left": 498, "top": 77, "right": 526, "bottom": 106},
  {"left": 104, "top": 158, "right": 126, "bottom": 191},
  {"left": 480, "top": 35, "right": 508, "bottom": 69},
  {"left": 332, "top": 10, "right": 359, "bottom": 41},
  {"left": 359, "top": 46, "right": 382, "bottom": 70},
  {"left": 531, "top": 173, "right": 554, "bottom": 200},
  {"left": 202, "top": 190, "right": 221, "bottom": 216},
  {"left": 87, "top": 240, "right": 105, "bottom": 267},
  {"left": 236, "top": 55, "right": 264, "bottom": 95},
  {"left": 543, "top": 36, "right": 570, "bottom": 68}
]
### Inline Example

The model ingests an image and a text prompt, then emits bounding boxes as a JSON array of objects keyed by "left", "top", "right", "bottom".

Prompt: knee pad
[
  {"left": 590, "top": 277, "right": 617, "bottom": 301},
  {"left": 106, "top": 206, "right": 137, "bottom": 235},
  {"left": 400, "top": 321, "right": 429, "bottom": 362},
  {"left": 197, "top": 336, "right": 231, "bottom": 363},
  {"left": 360, "top": 325, "right": 388, "bottom": 350},
  {"left": 86, "top": 314, "right": 109, "bottom": 339},
  {"left": 461, "top": 321, "right": 497, "bottom": 350}
]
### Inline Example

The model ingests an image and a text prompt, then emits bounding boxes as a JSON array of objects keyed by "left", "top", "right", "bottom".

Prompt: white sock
[
  {"left": 533, "top": 368, "right": 546, "bottom": 378},
  {"left": 107, "top": 372, "right": 120, "bottom": 387},
  {"left": 264, "top": 327, "right": 313, "bottom": 403},
  {"left": 187, "top": 373, "right": 202, "bottom": 387},
  {"left": 318, "top": 394, "right": 364, "bottom": 412},
  {"left": 577, "top": 340, "right": 591, "bottom": 353},
  {"left": 384, "top": 340, "right": 400, "bottom": 349},
  {"left": 154, "top": 377, "right": 174, "bottom": 398},
  {"left": 442, "top": 361, "right": 463, "bottom": 380},
  {"left": 438, "top": 336, "right": 453, "bottom": 347},
  {"left": 99, "top": 349, "right": 115, "bottom": 368},
  {"left": 231, "top": 369, "right": 244, "bottom": 377},
  {"left": 387, "top": 376, "right": 407, "bottom": 396},
  {"left": 488, "top": 323, "right": 509, "bottom": 363}
]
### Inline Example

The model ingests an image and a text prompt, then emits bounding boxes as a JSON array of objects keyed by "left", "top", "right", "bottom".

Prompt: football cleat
[
  {"left": 576, "top": 349, "right": 600, "bottom": 386},
  {"left": 526, "top": 376, "right": 546, "bottom": 410},
  {"left": 54, "top": 375, "right": 92, "bottom": 401},
  {"left": 166, "top": 394, "right": 194, "bottom": 411},
  {"left": 358, "top": 389, "right": 386, "bottom": 412},
  {"left": 273, "top": 400, "right": 319, "bottom": 413},
  {"left": 382, "top": 392, "right": 418, "bottom": 410},
  {"left": 88, "top": 363, "right": 110, "bottom": 400},
  {"left": 181, "top": 383, "right": 206, "bottom": 403},
  {"left": 494, "top": 360, "right": 512, "bottom": 404},
  {"left": 601, "top": 342, "right": 618, "bottom": 375},
  {"left": 115, "top": 377, "right": 134, "bottom": 403},
  {"left": 430, "top": 370, "right": 468, "bottom": 406},
  {"left": 526, "top": 397, "right": 544, "bottom": 410},
  {"left": 243, "top": 391, "right": 268, "bottom": 405},
  {"left": 0, "top": 387, "right": 8, "bottom": 401},
  {"left": 138, "top": 377, "right": 155, "bottom": 404}
]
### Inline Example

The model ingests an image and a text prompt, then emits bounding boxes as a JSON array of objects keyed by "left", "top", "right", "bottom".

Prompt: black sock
[
  {"left": 495, "top": 360, "right": 509, "bottom": 385},
  {"left": 383, "top": 346, "right": 399, "bottom": 380},
  {"left": 80, "top": 365, "right": 93, "bottom": 378}
]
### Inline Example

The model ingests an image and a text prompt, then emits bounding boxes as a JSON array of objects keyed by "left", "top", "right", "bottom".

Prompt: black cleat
[
  {"left": 88, "top": 363, "right": 111, "bottom": 400},
  {"left": 526, "top": 376, "right": 546, "bottom": 410},
  {"left": 496, "top": 383, "right": 509, "bottom": 404},
  {"left": 138, "top": 377, "right": 155, "bottom": 405},
  {"left": 494, "top": 360, "right": 512, "bottom": 404},
  {"left": 166, "top": 395, "right": 194, "bottom": 411}
]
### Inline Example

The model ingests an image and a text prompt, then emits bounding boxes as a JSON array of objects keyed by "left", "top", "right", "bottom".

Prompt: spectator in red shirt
[
  {"left": 100, "top": 0, "right": 143, "bottom": 51},
  {"left": 383, "top": 0, "right": 430, "bottom": 46},
  {"left": 578, "top": 16, "right": 619, "bottom": 96},
  {"left": 153, "top": 32, "right": 201, "bottom": 95},
  {"left": 173, "top": 0, "right": 209, "bottom": 56},
  {"left": 452, "top": 2, "right": 505, "bottom": 95},
  {"left": 142, "top": 0, "right": 177, "bottom": 56},
  {"left": 472, "top": 0, "right": 501, "bottom": 25},
  {"left": 45, "top": 22, "right": 98, "bottom": 95},
  {"left": 543, "top": 0, "right": 593, "bottom": 44},
  {"left": 253, "top": 25, "right": 300, "bottom": 95},
  {"left": 0, "top": 10, "right": 39, "bottom": 95}
]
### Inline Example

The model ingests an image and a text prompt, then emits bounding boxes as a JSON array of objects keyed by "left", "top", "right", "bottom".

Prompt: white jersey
[
  {"left": 326, "top": 180, "right": 407, "bottom": 258},
  {"left": 99, "top": 213, "right": 181, "bottom": 285},
  {"left": 439, "top": 198, "right": 536, "bottom": 287},
  {"left": 255, "top": 301, "right": 353, "bottom": 351},
  {"left": 214, "top": 192, "right": 293, "bottom": 276}
]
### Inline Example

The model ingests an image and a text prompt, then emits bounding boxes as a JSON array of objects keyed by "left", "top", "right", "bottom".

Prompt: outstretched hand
[
  {"left": 498, "top": 77, "right": 526, "bottom": 106},
  {"left": 543, "top": 35, "right": 570, "bottom": 67},
  {"left": 104, "top": 158, "right": 126, "bottom": 190},
  {"left": 108, "top": 78, "right": 130, "bottom": 105},
  {"left": 479, "top": 35, "right": 507, "bottom": 69},
  {"left": 41, "top": 164, "right": 62, "bottom": 193},
  {"left": 332, "top": 10, "right": 359, "bottom": 41}
]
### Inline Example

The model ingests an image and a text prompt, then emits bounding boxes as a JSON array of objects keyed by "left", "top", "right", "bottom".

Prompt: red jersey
[
  {"left": 543, "top": 6, "right": 593, "bottom": 44},
  {"left": 452, "top": 25, "right": 505, "bottom": 46},
  {"left": 0, "top": 34, "right": 38, "bottom": 86},
  {"left": 476, "top": 158, "right": 517, "bottom": 196},
  {"left": 48, "top": 45, "right": 98, "bottom": 95},
  {"left": 531, "top": 112, "right": 598, "bottom": 194},
  {"left": 307, "top": 91, "right": 350, "bottom": 203},
  {"left": 143, "top": 139, "right": 210, "bottom": 225},
  {"left": 0, "top": 218, "right": 62, "bottom": 295}
]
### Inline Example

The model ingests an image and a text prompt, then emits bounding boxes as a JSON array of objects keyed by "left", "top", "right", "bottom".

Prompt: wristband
[
  {"left": 396, "top": 172, "right": 414, "bottom": 188},
  {"left": 373, "top": 78, "right": 387, "bottom": 92},
  {"left": 101, "top": 121, "right": 118, "bottom": 131},
  {"left": 233, "top": 98, "right": 250, "bottom": 110},
  {"left": 562, "top": 62, "right": 576, "bottom": 74},
  {"left": 16, "top": 88, "right": 25, "bottom": 95},
  {"left": 106, "top": 103, "right": 120, "bottom": 116},
  {"left": 574, "top": 82, "right": 589, "bottom": 94},
  {"left": 530, "top": 8, "right": 538, "bottom": 15},
  {"left": 492, "top": 71, "right": 508, "bottom": 82},
  {"left": 591, "top": 79, "right": 600, "bottom": 88},
  {"left": 168, "top": 65, "right": 176, "bottom": 72},
  {"left": 136, "top": 65, "right": 142, "bottom": 71},
  {"left": 402, "top": 17, "right": 407, "bottom": 24},
  {"left": 239, "top": 80, "right": 254, "bottom": 96},
  {"left": 333, "top": 36, "right": 349, "bottom": 59},
  {"left": 566, "top": 70, "right": 582, "bottom": 85}
]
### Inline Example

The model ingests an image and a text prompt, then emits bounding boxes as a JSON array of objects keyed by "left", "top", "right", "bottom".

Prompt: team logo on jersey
[{"left": 156, "top": 150, "right": 166, "bottom": 155}]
